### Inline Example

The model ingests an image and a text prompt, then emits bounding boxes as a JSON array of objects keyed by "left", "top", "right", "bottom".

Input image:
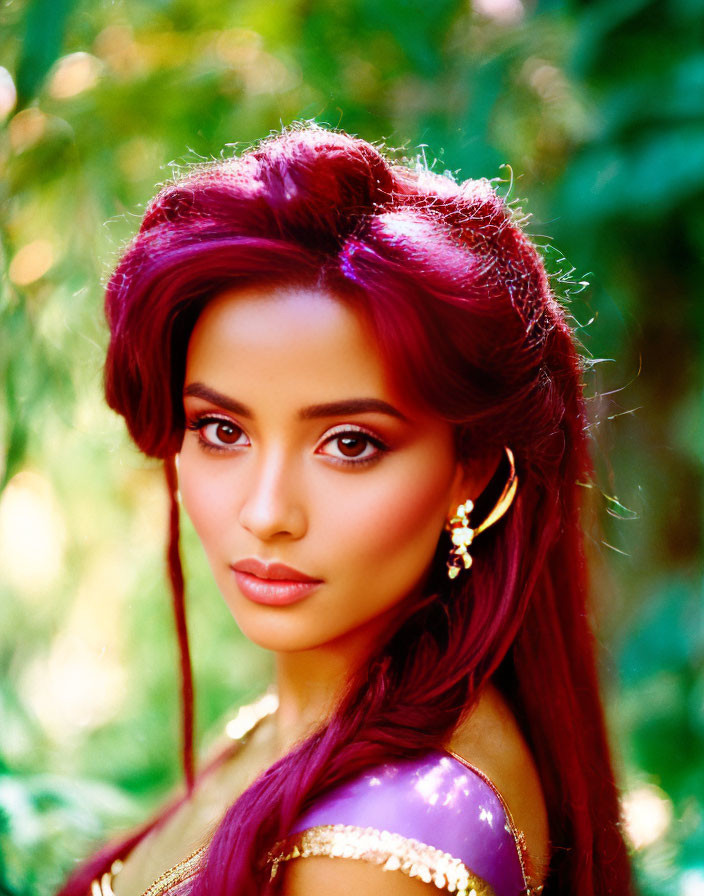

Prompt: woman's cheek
[
  {"left": 331, "top": 462, "right": 452, "bottom": 576},
  {"left": 180, "top": 463, "right": 232, "bottom": 554}
]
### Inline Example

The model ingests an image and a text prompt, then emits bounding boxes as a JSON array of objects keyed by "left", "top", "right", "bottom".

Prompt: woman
[{"left": 59, "top": 124, "right": 633, "bottom": 896}]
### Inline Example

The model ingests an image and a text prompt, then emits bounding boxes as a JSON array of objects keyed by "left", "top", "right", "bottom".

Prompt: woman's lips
[{"left": 231, "top": 559, "right": 323, "bottom": 607}]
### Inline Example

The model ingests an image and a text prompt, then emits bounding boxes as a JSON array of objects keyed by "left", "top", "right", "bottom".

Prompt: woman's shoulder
[
  {"left": 105, "top": 691, "right": 548, "bottom": 896},
  {"left": 273, "top": 750, "right": 528, "bottom": 896},
  {"left": 447, "top": 683, "right": 550, "bottom": 885},
  {"left": 274, "top": 687, "right": 547, "bottom": 896}
]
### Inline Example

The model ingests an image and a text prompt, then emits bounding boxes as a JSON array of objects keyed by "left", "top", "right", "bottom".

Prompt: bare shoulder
[
  {"left": 448, "top": 683, "right": 550, "bottom": 882},
  {"left": 281, "top": 856, "right": 441, "bottom": 896}
]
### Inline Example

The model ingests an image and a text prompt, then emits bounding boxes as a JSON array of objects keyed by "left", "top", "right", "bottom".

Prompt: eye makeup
[
  {"left": 185, "top": 413, "right": 249, "bottom": 453},
  {"left": 315, "top": 424, "right": 389, "bottom": 468},
  {"left": 185, "top": 412, "right": 390, "bottom": 468}
]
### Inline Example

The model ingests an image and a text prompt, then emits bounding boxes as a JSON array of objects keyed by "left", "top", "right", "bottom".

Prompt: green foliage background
[{"left": 0, "top": 0, "right": 702, "bottom": 893}]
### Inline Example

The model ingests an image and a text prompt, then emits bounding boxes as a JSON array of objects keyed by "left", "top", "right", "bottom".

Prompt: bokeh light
[
  {"left": 473, "top": 0, "right": 524, "bottom": 25},
  {"left": 48, "top": 52, "right": 102, "bottom": 99},
  {"left": 682, "top": 870, "right": 704, "bottom": 896},
  {"left": 8, "top": 108, "right": 48, "bottom": 153},
  {"left": 0, "top": 471, "right": 66, "bottom": 596},
  {"left": 0, "top": 66, "right": 17, "bottom": 119},
  {"left": 8, "top": 239, "right": 55, "bottom": 286},
  {"left": 622, "top": 785, "right": 674, "bottom": 851}
]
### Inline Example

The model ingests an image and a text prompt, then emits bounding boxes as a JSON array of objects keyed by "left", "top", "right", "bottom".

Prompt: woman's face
[{"left": 178, "top": 283, "right": 470, "bottom": 656}]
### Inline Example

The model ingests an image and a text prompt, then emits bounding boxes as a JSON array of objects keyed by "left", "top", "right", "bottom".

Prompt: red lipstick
[{"left": 232, "top": 558, "right": 322, "bottom": 606}]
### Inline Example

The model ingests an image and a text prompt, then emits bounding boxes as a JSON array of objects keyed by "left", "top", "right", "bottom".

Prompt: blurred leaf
[
  {"left": 15, "top": 0, "right": 74, "bottom": 110},
  {"left": 619, "top": 578, "right": 703, "bottom": 682},
  {"left": 0, "top": 770, "right": 136, "bottom": 896},
  {"left": 558, "top": 126, "right": 704, "bottom": 220}
]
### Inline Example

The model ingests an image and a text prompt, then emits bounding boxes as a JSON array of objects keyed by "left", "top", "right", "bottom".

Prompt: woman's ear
[{"left": 447, "top": 451, "right": 503, "bottom": 521}]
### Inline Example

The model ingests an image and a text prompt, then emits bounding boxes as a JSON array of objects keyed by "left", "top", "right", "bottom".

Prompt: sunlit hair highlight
[{"left": 59, "top": 124, "right": 632, "bottom": 896}]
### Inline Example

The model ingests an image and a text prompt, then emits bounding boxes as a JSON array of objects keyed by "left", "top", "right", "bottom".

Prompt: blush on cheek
[
  {"left": 342, "top": 466, "right": 452, "bottom": 584},
  {"left": 377, "top": 478, "right": 448, "bottom": 554},
  {"left": 180, "top": 475, "right": 229, "bottom": 545}
]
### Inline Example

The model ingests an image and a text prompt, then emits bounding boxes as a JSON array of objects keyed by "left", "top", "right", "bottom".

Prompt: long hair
[{"left": 59, "top": 125, "right": 632, "bottom": 895}]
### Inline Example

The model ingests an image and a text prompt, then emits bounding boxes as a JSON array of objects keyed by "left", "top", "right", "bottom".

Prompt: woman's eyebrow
[
  {"left": 300, "top": 398, "right": 408, "bottom": 422},
  {"left": 183, "top": 383, "right": 253, "bottom": 416},
  {"left": 183, "top": 384, "right": 408, "bottom": 422}
]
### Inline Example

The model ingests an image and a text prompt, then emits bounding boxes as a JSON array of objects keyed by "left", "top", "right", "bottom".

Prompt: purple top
[{"left": 292, "top": 750, "right": 527, "bottom": 896}]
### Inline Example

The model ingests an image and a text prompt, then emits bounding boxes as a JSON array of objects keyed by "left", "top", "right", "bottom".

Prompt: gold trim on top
[
  {"left": 87, "top": 692, "right": 278, "bottom": 896},
  {"left": 267, "top": 823, "right": 495, "bottom": 896},
  {"left": 88, "top": 698, "right": 544, "bottom": 896},
  {"left": 444, "top": 749, "right": 543, "bottom": 895},
  {"left": 139, "top": 845, "right": 206, "bottom": 896}
]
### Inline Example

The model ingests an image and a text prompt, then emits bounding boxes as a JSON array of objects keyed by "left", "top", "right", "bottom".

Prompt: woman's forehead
[{"left": 185, "top": 283, "right": 400, "bottom": 412}]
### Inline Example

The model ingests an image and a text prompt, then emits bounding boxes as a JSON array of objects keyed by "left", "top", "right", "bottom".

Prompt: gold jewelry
[{"left": 446, "top": 447, "right": 518, "bottom": 580}]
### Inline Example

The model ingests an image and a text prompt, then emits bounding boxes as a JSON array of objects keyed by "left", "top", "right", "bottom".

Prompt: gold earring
[
  {"left": 447, "top": 498, "right": 475, "bottom": 579},
  {"left": 446, "top": 447, "right": 518, "bottom": 580}
]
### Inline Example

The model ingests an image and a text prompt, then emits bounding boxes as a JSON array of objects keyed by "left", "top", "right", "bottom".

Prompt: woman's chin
[{"left": 223, "top": 600, "right": 328, "bottom": 653}]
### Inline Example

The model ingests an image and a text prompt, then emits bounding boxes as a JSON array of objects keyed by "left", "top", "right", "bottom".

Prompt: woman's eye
[
  {"left": 318, "top": 430, "right": 387, "bottom": 465},
  {"left": 189, "top": 417, "right": 248, "bottom": 449}
]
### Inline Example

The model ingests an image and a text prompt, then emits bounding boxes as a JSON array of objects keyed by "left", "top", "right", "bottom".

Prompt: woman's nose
[{"left": 237, "top": 450, "right": 307, "bottom": 541}]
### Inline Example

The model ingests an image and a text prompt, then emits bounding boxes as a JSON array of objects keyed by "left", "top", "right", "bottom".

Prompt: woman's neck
[
  {"left": 274, "top": 655, "right": 340, "bottom": 754},
  {"left": 272, "top": 620, "right": 385, "bottom": 757}
]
